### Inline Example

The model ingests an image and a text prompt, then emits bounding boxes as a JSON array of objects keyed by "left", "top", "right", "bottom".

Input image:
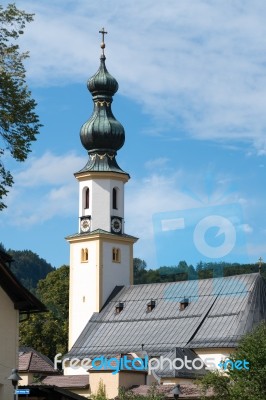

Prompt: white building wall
[
  {"left": 102, "top": 241, "right": 131, "bottom": 305},
  {"left": 0, "top": 287, "right": 19, "bottom": 400},
  {"left": 196, "top": 348, "right": 235, "bottom": 370},
  {"left": 68, "top": 241, "right": 98, "bottom": 350}
]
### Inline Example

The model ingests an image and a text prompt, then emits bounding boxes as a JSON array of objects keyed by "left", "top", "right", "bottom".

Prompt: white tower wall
[
  {"left": 67, "top": 233, "right": 136, "bottom": 352},
  {"left": 68, "top": 240, "right": 99, "bottom": 348},
  {"left": 102, "top": 241, "right": 132, "bottom": 302},
  {"left": 78, "top": 175, "right": 125, "bottom": 233}
]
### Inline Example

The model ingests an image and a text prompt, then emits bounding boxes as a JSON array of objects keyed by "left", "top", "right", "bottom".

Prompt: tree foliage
[
  {"left": 0, "top": 3, "right": 41, "bottom": 209},
  {"left": 133, "top": 258, "right": 264, "bottom": 285},
  {"left": 91, "top": 380, "right": 108, "bottom": 400},
  {"left": 199, "top": 322, "right": 266, "bottom": 400},
  {"left": 9, "top": 248, "right": 54, "bottom": 292},
  {"left": 19, "top": 265, "right": 69, "bottom": 361}
]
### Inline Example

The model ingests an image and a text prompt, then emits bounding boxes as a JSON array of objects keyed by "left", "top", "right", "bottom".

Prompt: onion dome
[
  {"left": 88, "top": 54, "right": 118, "bottom": 97},
  {"left": 79, "top": 29, "right": 127, "bottom": 174}
]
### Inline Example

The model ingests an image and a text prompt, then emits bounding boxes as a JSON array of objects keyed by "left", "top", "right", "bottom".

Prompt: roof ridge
[
  {"left": 127, "top": 272, "right": 260, "bottom": 289},
  {"left": 28, "top": 351, "right": 34, "bottom": 371}
]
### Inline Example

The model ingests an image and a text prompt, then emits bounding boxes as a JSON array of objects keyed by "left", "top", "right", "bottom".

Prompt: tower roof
[{"left": 79, "top": 29, "right": 127, "bottom": 175}]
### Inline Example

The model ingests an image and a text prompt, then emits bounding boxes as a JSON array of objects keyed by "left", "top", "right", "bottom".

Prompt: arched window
[
  {"left": 85, "top": 248, "right": 88, "bottom": 261},
  {"left": 112, "top": 248, "right": 121, "bottom": 263},
  {"left": 85, "top": 188, "right": 90, "bottom": 209},
  {"left": 112, "top": 187, "right": 118, "bottom": 209},
  {"left": 81, "top": 248, "right": 89, "bottom": 262}
]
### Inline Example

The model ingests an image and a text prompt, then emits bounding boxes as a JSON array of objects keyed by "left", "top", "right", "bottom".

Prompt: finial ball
[{"left": 101, "top": 42, "right": 105, "bottom": 49}]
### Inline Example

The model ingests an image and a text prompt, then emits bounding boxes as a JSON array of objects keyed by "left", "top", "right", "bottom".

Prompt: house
[
  {"left": 18, "top": 348, "right": 89, "bottom": 399},
  {"left": 19, "top": 346, "right": 59, "bottom": 385},
  {"left": 0, "top": 250, "right": 46, "bottom": 399},
  {"left": 61, "top": 31, "right": 266, "bottom": 398}
]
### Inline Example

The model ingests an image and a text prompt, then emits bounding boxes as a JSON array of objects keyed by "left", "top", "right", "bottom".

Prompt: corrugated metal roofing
[{"left": 67, "top": 273, "right": 266, "bottom": 358}]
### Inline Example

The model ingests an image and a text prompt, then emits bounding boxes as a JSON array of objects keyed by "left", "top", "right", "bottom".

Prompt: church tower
[{"left": 67, "top": 30, "right": 138, "bottom": 349}]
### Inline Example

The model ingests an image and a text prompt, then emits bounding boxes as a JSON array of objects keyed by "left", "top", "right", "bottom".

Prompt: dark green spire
[{"left": 79, "top": 29, "right": 127, "bottom": 174}]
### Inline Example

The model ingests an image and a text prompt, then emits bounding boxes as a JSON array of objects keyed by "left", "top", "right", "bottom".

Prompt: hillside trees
[
  {"left": 0, "top": 3, "right": 41, "bottom": 209},
  {"left": 19, "top": 265, "right": 69, "bottom": 361},
  {"left": 9, "top": 249, "right": 55, "bottom": 292},
  {"left": 0, "top": 243, "right": 55, "bottom": 292}
]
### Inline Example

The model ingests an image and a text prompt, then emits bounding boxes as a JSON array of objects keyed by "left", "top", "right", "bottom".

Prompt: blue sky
[{"left": 1, "top": 0, "right": 266, "bottom": 269}]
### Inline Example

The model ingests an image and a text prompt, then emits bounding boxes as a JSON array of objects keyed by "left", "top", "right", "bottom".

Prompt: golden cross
[{"left": 99, "top": 27, "right": 107, "bottom": 54}]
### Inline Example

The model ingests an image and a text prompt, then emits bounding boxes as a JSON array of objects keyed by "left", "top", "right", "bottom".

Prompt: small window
[
  {"left": 112, "top": 187, "right": 118, "bottom": 209},
  {"left": 147, "top": 300, "right": 156, "bottom": 312},
  {"left": 85, "top": 188, "right": 90, "bottom": 209},
  {"left": 179, "top": 298, "right": 189, "bottom": 311},
  {"left": 81, "top": 248, "right": 89, "bottom": 262},
  {"left": 115, "top": 302, "right": 124, "bottom": 314},
  {"left": 112, "top": 248, "right": 121, "bottom": 263}
]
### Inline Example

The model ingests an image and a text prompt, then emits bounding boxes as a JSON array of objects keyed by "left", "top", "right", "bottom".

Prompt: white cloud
[
  {"left": 12, "top": 0, "right": 266, "bottom": 153},
  {"left": 239, "top": 224, "right": 253, "bottom": 234},
  {"left": 1, "top": 152, "right": 85, "bottom": 226},
  {"left": 15, "top": 151, "right": 85, "bottom": 187},
  {"left": 144, "top": 158, "right": 169, "bottom": 170}
]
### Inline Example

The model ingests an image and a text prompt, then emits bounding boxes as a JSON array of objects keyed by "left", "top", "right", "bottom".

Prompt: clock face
[
  {"left": 80, "top": 218, "right": 91, "bottom": 233},
  {"left": 111, "top": 217, "right": 122, "bottom": 233}
]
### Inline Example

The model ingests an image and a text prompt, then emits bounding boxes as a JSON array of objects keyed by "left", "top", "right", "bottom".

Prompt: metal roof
[
  {"left": 66, "top": 229, "right": 138, "bottom": 241},
  {"left": 76, "top": 152, "right": 129, "bottom": 175},
  {"left": 68, "top": 273, "right": 266, "bottom": 358}
]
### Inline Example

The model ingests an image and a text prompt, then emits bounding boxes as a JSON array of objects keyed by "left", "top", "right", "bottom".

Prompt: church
[{"left": 59, "top": 31, "right": 266, "bottom": 399}]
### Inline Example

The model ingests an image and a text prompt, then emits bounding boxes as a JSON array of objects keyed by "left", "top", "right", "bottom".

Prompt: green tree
[
  {"left": 133, "top": 258, "right": 147, "bottom": 284},
  {"left": 92, "top": 380, "right": 107, "bottom": 400},
  {"left": 0, "top": 3, "right": 41, "bottom": 210},
  {"left": 19, "top": 265, "right": 69, "bottom": 361},
  {"left": 199, "top": 322, "right": 266, "bottom": 400}
]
